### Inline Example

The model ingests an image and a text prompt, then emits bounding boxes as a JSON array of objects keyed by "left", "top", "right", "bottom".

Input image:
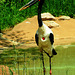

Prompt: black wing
[
  {"left": 35, "top": 33, "right": 39, "bottom": 45},
  {"left": 49, "top": 33, "right": 54, "bottom": 45}
]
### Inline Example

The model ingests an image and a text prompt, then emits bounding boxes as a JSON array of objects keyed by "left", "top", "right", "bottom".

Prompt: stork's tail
[{"left": 52, "top": 49, "right": 57, "bottom": 55}]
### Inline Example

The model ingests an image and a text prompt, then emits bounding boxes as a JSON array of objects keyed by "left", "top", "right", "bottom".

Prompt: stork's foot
[
  {"left": 43, "top": 67, "right": 46, "bottom": 75},
  {"left": 52, "top": 49, "right": 57, "bottom": 55},
  {"left": 50, "top": 70, "right": 52, "bottom": 75},
  {"left": 43, "top": 67, "right": 46, "bottom": 73}
]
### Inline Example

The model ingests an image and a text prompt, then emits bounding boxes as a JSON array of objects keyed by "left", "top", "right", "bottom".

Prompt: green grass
[
  {"left": 0, "top": 0, "right": 75, "bottom": 31},
  {"left": 0, "top": 44, "right": 75, "bottom": 75}
]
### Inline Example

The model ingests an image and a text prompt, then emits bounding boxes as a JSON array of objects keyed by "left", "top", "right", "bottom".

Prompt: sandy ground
[{"left": 0, "top": 16, "right": 75, "bottom": 49}]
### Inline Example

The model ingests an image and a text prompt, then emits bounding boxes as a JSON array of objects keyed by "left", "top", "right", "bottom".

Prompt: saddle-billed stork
[{"left": 19, "top": 0, "right": 57, "bottom": 75}]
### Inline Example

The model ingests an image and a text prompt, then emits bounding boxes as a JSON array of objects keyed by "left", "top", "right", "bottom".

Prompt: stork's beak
[{"left": 19, "top": 0, "right": 39, "bottom": 11}]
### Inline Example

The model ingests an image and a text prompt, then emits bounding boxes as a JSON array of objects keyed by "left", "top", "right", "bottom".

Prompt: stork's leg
[
  {"left": 41, "top": 51, "right": 46, "bottom": 75},
  {"left": 43, "top": 50, "right": 52, "bottom": 75},
  {"left": 49, "top": 57, "right": 52, "bottom": 75}
]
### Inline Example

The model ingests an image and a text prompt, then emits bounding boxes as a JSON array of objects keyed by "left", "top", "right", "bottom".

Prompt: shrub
[{"left": 0, "top": 0, "right": 75, "bottom": 30}]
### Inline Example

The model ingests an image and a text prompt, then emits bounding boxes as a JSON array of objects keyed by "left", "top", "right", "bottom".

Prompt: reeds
[{"left": 0, "top": 45, "right": 75, "bottom": 75}]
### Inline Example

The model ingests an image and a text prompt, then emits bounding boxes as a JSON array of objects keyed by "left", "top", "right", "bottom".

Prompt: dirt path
[{"left": 0, "top": 16, "right": 75, "bottom": 49}]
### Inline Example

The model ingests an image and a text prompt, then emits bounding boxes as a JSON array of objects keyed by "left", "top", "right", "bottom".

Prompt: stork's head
[{"left": 19, "top": 0, "right": 40, "bottom": 11}]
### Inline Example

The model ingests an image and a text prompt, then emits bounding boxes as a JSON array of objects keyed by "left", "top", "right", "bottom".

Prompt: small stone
[
  {"left": 43, "top": 21, "right": 59, "bottom": 28},
  {"left": 58, "top": 16, "right": 70, "bottom": 20},
  {"left": 41, "top": 13, "right": 56, "bottom": 21},
  {"left": 26, "top": 21, "right": 31, "bottom": 24}
]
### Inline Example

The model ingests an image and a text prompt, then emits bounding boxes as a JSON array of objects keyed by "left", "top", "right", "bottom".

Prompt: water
[{"left": 0, "top": 45, "right": 75, "bottom": 75}]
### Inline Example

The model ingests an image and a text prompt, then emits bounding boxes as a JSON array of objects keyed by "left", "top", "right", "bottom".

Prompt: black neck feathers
[{"left": 38, "top": 0, "right": 44, "bottom": 27}]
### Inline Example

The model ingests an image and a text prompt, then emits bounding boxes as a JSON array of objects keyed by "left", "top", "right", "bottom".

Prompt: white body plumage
[{"left": 36, "top": 23, "right": 54, "bottom": 56}]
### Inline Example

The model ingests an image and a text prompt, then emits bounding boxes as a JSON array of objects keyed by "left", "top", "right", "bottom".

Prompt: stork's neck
[{"left": 38, "top": 0, "right": 44, "bottom": 27}]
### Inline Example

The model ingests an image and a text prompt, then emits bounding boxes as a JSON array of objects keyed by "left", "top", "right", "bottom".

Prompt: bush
[{"left": 0, "top": 0, "right": 75, "bottom": 30}]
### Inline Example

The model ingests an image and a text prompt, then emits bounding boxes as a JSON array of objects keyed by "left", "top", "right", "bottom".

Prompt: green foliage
[
  {"left": 0, "top": 0, "right": 75, "bottom": 30},
  {"left": 9, "top": 68, "right": 13, "bottom": 75}
]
